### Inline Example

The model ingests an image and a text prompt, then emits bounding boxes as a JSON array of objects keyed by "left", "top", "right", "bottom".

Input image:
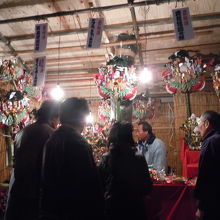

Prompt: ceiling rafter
[
  {"left": 6, "top": 12, "right": 220, "bottom": 41},
  {"left": 0, "top": 0, "right": 178, "bottom": 24},
  {"left": 128, "top": 0, "right": 144, "bottom": 65},
  {"left": 25, "top": 55, "right": 105, "bottom": 64},
  {"left": 51, "top": 0, "right": 71, "bottom": 30},
  {"left": 0, "top": 32, "right": 30, "bottom": 72},
  {"left": 2, "top": 32, "right": 217, "bottom": 56}
]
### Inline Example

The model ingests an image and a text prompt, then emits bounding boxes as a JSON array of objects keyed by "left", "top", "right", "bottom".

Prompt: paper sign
[
  {"left": 32, "top": 56, "right": 47, "bottom": 87},
  {"left": 34, "top": 23, "right": 48, "bottom": 52},
  {"left": 173, "top": 7, "right": 194, "bottom": 41},
  {"left": 86, "top": 18, "right": 104, "bottom": 48}
]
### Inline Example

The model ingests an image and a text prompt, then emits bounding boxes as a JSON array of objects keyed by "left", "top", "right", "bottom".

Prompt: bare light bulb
[
  {"left": 51, "top": 84, "right": 64, "bottom": 100},
  {"left": 139, "top": 67, "right": 153, "bottom": 83},
  {"left": 86, "top": 112, "right": 94, "bottom": 124}
]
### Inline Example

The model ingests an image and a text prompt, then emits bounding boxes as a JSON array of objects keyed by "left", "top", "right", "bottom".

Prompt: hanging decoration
[
  {"left": 212, "top": 64, "right": 220, "bottom": 101},
  {"left": 162, "top": 50, "right": 208, "bottom": 94},
  {"left": 211, "top": 55, "right": 220, "bottom": 101},
  {"left": 161, "top": 50, "right": 216, "bottom": 117},
  {"left": 0, "top": 59, "right": 43, "bottom": 166},
  {"left": 180, "top": 113, "right": 202, "bottom": 150},
  {"left": 98, "top": 99, "right": 111, "bottom": 121},
  {"left": 132, "top": 96, "right": 155, "bottom": 121},
  {"left": 0, "top": 60, "right": 23, "bottom": 81},
  {"left": 0, "top": 90, "right": 30, "bottom": 128},
  {"left": 83, "top": 122, "right": 109, "bottom": 165},
  {"left": 94, "top": 63, "right": 137, "bottom": 101},
  {"left": 0, "top": 60, "right": 42, "bottom": 100},
  {"left": 94, "top": 33, "right": 138, "bottom": 121},
  {"left": 0, "top": 60, "right": 42, "bottom": 129}
]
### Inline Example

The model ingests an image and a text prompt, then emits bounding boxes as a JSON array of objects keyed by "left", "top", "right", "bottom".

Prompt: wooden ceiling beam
[
  {"left": 51, "top": 1, "right": 71, "bottom": 30},
  {"left": 47, "top": 67, "right": 98, "bottom": 74},
  {"left": 129, "top": 0, "right": 144, "bottom": 66},
  {"left": 0, "top": 0, "right": 178, "bottom": 24},
  {"left": 140, "top": 30, "right": 213, "bottom": 41},
  {"left": 1, "top": 30, "right": 216, "bottom": 55},
  {"left": 46, "top": 80, "right": 97, "bottom": 88},
  {"left": 6, "top": 12, "right": 220, "bottom": 41},
  {"left": 142, "top": 42, "right": 220, "bottom": 54},
  {"left": 0, "top": 0, "right": 60, "bottom": 8},
  {"left": 25, "top": 55, "right": 106, "bottom": 64},
  {"left": 31, "top": 41, "right": 220, "bottom": 75},
  {"left": 140, "top": 24, "right": 220, "bottom": 37},
  {"left": 46, "top": 73, "right": 93, "bottom": 79},
  {"left": 0, "top": 32, "right": 30, "bottom": 72}
]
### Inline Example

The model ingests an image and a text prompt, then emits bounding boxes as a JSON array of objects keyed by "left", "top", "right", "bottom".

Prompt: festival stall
[{"left": 0, "top": 1, "right": 220, "bottom": 219}]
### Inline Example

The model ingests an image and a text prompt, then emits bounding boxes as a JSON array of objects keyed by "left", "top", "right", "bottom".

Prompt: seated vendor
[{"left": 137, "top": 121, "right": 167, "bottom": 173}]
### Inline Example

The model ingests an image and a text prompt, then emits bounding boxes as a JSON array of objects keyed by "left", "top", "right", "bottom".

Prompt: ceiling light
[
  {"left": 139, "top": 67, "right": 153, "bottom": 83},
  {"left": 50, "top": 84, "right": 64, "bottom": 101},
  {"left": 86, "top": 111, "right": 94, "bottom": 124}
]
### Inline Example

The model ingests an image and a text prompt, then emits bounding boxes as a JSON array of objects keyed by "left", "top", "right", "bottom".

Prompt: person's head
[
  {"left": 60, "top": 97, "right": 89, "bottom": 132},
  {"left": 198, "top": 110, "right": 220, "bottom": 138},
  {"left": 36, "top": 100, "right": 60, "bottom": 128},
  {"left": 108, "top": 121, "right": 135, "bottom": 151},
  {"left": 137, "top": 121, "right": 153, "bottom": 141}
]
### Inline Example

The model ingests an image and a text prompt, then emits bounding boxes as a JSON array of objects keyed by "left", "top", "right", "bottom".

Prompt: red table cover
[{"left": 145, "top": 184, "right": 196, "bottom": 220}]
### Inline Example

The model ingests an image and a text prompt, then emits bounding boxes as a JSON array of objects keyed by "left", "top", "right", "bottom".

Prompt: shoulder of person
[
  {"left": 204, "top": 131, "right": 220, "bottom": 149},
  {"left": 28, "top": 122, "right": 53, "bottom": 132},
  {"left": 154, "top": 138, "right": 166, "bottom": 146},
  {"left": 59, "top": 126, "right": 92, "bottom": 151}
]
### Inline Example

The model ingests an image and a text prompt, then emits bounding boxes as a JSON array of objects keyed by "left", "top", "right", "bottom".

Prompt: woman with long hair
[{"left": 99, "top": 121, "right": 152, "bottom": 220}]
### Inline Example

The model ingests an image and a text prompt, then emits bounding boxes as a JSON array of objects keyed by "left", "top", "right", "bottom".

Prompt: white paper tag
[
  {"left": 32, "top": 56, "right": 47, "bottom": 87},
  {"left": 173, "top": 7, "right": 194, "bottom": 41},
  {"left": 34, "top": 23, "right": 48, "bottom": 52},
  {"left": 86, "top": 18, "right": 104, "bottom": 48}
]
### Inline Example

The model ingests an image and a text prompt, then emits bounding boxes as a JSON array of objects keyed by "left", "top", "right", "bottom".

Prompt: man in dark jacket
[
  {"left": 41, "top": 97, "right": 104, "bottom": 220},
  {"left": 194, "top": 110, "right": 220, "bottom": 220},
  {"left": 5, "top": 100, "right": 60, "bottom": 220}
]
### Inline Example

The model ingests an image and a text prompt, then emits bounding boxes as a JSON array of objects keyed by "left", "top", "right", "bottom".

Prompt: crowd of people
[{"left": 3, "top": 97, "right": 220, "bottom": 220}]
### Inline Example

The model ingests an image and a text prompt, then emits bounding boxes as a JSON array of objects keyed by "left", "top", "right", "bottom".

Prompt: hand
[{"left": 195, "top": 209, "right": 204, "bottom": 220}]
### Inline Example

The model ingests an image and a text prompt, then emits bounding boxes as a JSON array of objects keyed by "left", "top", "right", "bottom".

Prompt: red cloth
[
  {"left": 181, "top": 139, "right": 200, "bottom": 178},
  {"left": 181, "top": 138, "right": 189, "bottom": 162},
  {"left": 145, "top": 184, "right": 196, "bottom": 220}
]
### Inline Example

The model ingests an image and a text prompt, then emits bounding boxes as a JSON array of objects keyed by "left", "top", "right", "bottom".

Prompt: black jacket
[
  {"left": 99, "top": 149, "right": 152, "bottom": 220},
  {"left": 194, "top": 130, "right": 220, "bottom": 212},
  {"left": 42, "top": 124, "right": 104, "bottom": 219},
  {"left": 11, "top": 122, "right": 55, "bottom": 198}
]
